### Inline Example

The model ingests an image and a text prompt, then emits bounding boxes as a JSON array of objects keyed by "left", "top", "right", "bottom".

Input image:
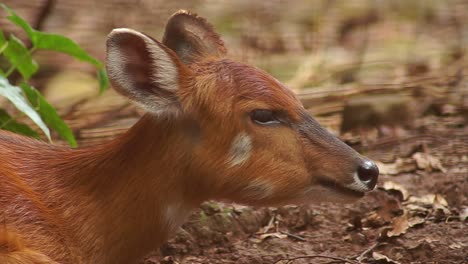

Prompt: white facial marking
[
  {"left": 107, "top": 28, "right": 179, "bottom": 116},
  {"left": 346, "top": 172, "right": 371, "bottom": 192},
  {"left": 228, "top": 133, "right": 252, "bottom": 167},
  {"left": 244, "top": 179, "right": 274, "bottom": 199}
]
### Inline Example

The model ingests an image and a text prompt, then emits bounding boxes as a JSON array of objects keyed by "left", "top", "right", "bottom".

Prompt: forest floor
[{"left": 146, "top": 113, "right": 467, "bottom": 264}]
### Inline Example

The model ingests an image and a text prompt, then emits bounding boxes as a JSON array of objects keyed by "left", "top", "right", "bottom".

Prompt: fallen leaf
[
  {"left": 260, "top": 215, "right": 276, "bottom": 234},
  {"left": 375, "top": 161, "right": 399, "bottom": 175},
  {"left": 449, "top": 242, "right": 465, "bottom": 249},
  {"left": 421, "top": 238, "right": 439, "bottom": 243},
  {"left": 404, "top": 239, "right": 435, "bottom": 258},
  {"left": 376, "top": 158, "right": 417, "bottom": 175},
  {"left": 460, "top": 207, "right": 468, "bottom": 221},
  {"left": 441, "top": 104, "right": 458, "bottom": 115},
  {"left": 364, "top": 211, "right": 386, "bottom": 227},
  {"left": 383, "top": 181, "right": 409, "bottom": 200},
  {"left": 342, "top": 234, "right": 352, "bottom": 242},
  {"left": 412, "top": 152, "right": 446, "bottom": 172},
  {"left": 405, "top": 194, "right": 452, "bottom": 221},
  {"left": 372, "top": 252, "right": 401, "bottom": 264},
  {"left": 408, "top": 216, "right": 425, "bottom": 227},
  {"left": 387, "top": 213, "right": 409, "bottom": 237},
  {"left": 376, "top": 198, "right": 403, "bottom": 222},
  {"left": 258, "top": 232, "right": 288, "bottom": 242},
  {"left": 395, "top": 158, "right": 419, "bottom": 173},
  {"left": 407, "top": 194, "right": 448, "bottom": 207},
  {"left": 405, "top": 203, "right": 430, "bottom": 214},
  {"left": 433, "top": 194, "right": 449, "bottom": 207}
]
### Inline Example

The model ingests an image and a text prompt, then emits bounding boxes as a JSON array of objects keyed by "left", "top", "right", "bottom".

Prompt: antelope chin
[
  {"left": 313, "top": 176, "right": 369, "bottom": 197},
  {"left": 302, "top": 180, "right": 367, "bottom": 204}
]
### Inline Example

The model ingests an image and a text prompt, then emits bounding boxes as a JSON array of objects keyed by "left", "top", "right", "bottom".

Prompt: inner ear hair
[
  {"left": 106, "top": 28, "right": 182, "bottom": 116},
  {"left": 162, "top": 10, "right": 226, "bottom": 64}
]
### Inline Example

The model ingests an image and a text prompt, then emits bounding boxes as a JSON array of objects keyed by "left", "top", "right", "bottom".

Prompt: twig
[
  {"left": 261, "top": 213, "right": 276, "bottom": 234},
  {"left": 279, "top": 231, "right": 307, "bottom": 242},
  {"left": 34, "top": 0, "right": 56, "bottom": 31},
  {"left": 273, "top": 254, "right": 359, "bottom": 264},
  {"left": 354, "top": 242, "right": 380, "bottom": 262}
]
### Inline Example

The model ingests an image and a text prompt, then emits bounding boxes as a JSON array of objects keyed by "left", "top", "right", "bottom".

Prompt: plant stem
[
  {"left": 0, "top": 42, "right": 8, "bottom": 54},
  {"left": 4, "top": 65, "right": 15, "bottom": 77},
  {"left": 0, "top": 112, "right": 25, "bottom": 129},
  {"left": 3, "top": 47, "right": 36, "bottom": 78},
  {"left": 0, "top": 116, "right": 14, "bottom": 128}
]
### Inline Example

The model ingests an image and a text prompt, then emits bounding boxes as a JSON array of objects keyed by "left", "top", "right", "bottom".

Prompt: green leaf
[
  {"left": 1, "top": 4, "right": 102, "bottom": 68},
  {"left": 32, "top": 32, "right": 102, "bottom": 67},
  {"left": 0, "top": 31, "right": 7, "bottom": 44},
  {"left": 0, "top": 4, "right": 35, "bottom": 38},
  {"left": 3, "top": 35, "right": 38, "bottom": 80},
  {"left": 0, "top": 31, "right": 8, "bottom": 54},
  {"left": 2, "top": 4, "right": 107, "bottom": 92},
  {"left": 20, "top": 82, "right": 77, "bottom": 147},
  {"left": 0, "top": 108, "right": 40, "bottom": 138},
  {"left": 97, "top": 68, "right": 109, "bottom": 93},
  {"left": 0, "top": 76, "right": 50, "bottom": 139}
]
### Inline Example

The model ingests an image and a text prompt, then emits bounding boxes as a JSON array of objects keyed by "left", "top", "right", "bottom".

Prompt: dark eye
[{"left": 250, "top": 109, "right": 281, "bottom": 125}]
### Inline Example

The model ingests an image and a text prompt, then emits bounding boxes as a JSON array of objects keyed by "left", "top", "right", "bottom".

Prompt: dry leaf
[
  {"left": 421, "top": 238, "right": 439, "bottom": 243},
  {"left": 372, "top": 252, "right": 401, "bottom": 264},
  {"left": 405, "top": 194, "right": 451, "bottom": 219},
  {"left": 258, "top": 232, "right": 287, "bottom": 242},
  {"left": 377, "top": 153, "right": 446, "bottom": 175},
  {"left": 364, "top": 211, "right": 386, "bottom": 227},
  {"left": 449, "top": 242, "right": 465, "bottom": 249},
  {"left": 412, "top": 152, "right": 446, "bottom": 172},
  {"left": 394, "top": 158, "right": 419, "bottom": 173},
  {"left": 460, "top": 207, "right": 468, "bottom": 221},
  {"left": 383, "top": 181, "right": 409, "bottom": 200},
  {"left": 375, "top": 161, "right": 400, "bottom": 175},
  {"left": 261, "top": 215, "right": 276, "bottom": 234},
  {"left": 408, "top": 216, "right": 425, "bottom": 227},
  {"left": 377, "top": 199, "right": 403, "bottom": 222},
  {"left": 376, "top": 158, "right": 417, "bottom": 175},
  {"left": 407, "top": 194, "right": 448, "bottom": 207},
  {"left": 405, "top": 203, "right": 430, "bottom": 214},
  {"left": 342, "top": 234, "right": 352, "bottom": 242},
  {"left": 408, "top": 194, "right": 450, "bottom": 215},
  {"left": 387, "top": 213, "right": 409, "bottom": 237},
  {"left": 433, "top": 194, "right": 449, "bottom": 207}
]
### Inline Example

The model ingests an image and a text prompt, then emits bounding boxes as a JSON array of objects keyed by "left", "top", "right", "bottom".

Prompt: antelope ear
[
  {"left": 162, "top": 10, "right": 226, "bottom": 64},
  {"left": 106, "top": 28, "right": 181, "bottom": 116}
]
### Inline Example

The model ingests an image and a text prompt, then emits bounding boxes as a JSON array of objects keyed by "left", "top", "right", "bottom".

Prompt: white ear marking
[{"left": 228, "top": 133, "right": 252, "bottom": 167}]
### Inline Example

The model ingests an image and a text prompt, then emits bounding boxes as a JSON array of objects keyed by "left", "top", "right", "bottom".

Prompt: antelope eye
[{"left": 250, "top": 109, "right": 281, "bottom": 125}]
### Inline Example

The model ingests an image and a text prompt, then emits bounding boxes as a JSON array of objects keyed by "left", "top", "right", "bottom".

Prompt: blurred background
[
  {"left": 1, "top": 1, "right": 466, "bottom": 263},
  {"left": 1, "top": 0, "right": 467, "bottom": 146}
]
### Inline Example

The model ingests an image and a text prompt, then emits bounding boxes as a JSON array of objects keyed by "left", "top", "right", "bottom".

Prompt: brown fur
[
  {"left": 0, "top": 227, "right": 59, "bottom": 264},
  {"left": 0, "top": 10, "right": 374, "bottom": 264}
]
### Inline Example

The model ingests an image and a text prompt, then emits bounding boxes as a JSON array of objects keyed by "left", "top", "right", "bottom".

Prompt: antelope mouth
[{"left": 317, "top": 178, "right": 366, "bottom": 198}]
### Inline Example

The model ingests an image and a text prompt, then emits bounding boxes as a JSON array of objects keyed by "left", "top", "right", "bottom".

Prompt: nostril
[{"left": 357, "top": 160, "right": 379, "bottom": 189}]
